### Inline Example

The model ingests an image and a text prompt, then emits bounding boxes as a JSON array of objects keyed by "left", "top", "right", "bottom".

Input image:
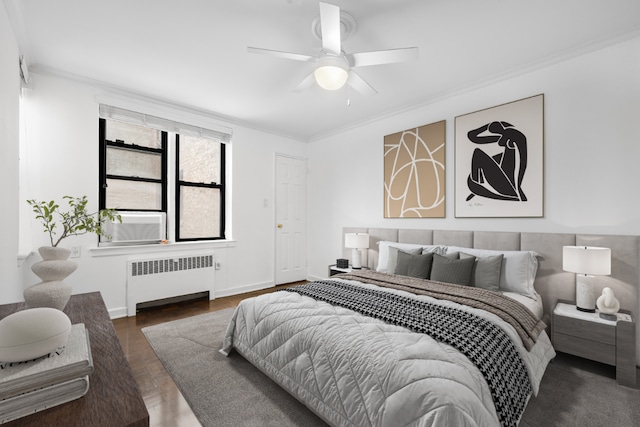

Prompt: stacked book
[{"left": 0, "top": 323, "right": 93, "bottom": 424}]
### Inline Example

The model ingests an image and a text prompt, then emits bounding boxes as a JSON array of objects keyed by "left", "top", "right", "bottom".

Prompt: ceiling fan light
[{"left": 314, "top": 65, "right": 349, "bottom": 90}]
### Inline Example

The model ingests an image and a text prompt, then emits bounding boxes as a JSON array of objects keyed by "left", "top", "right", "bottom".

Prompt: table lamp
[
  {"left": 563, "top": 246, "right": 611, "bottom": 312},
  {"left": 345, "top": 233, "right": 369, "bottom": 269}
]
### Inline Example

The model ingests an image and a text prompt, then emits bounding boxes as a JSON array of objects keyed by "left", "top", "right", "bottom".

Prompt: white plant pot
[
  {"left": 24, "top": 247, "right": 77, "bottom": 311},
  {"left": 38, "top": 246, "right": 71, "bottom": 261}
]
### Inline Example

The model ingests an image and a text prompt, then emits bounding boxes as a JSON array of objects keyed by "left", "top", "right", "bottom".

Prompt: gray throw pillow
[
  {"left": 430, "top": 253, "right": 476, "bottom": 286},
  {"left": 387, "top": 246, "right": 423, "bottom": 274},
  {"left": 459, "top": 253, "right": 503, "bottom": 291},
  {"left": 395, "top": 250, "right": 433, "bottom": 279},
  {"left": 441, "top": 251, "right": 460, "bottom": 260}
]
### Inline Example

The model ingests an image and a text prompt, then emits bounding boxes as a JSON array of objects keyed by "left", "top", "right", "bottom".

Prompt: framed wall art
[
  {"left": 454, "top": 94, "right": 544, "bottom": 218},
  {"left": 384, "top": 120, "right": 446, "bottom": 218}
]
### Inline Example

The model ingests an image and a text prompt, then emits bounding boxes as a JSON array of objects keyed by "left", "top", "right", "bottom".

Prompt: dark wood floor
[{"left": 112, "top": 283, "right": 301, "bottom": 427}]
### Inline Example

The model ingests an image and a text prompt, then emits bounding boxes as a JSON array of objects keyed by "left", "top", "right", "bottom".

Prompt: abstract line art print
[
  {"left": 384, "top": 120, "right": 446, "bottom": 218},
  {"left": 454, "top": 95, "right": 544, "bottom": 218}
]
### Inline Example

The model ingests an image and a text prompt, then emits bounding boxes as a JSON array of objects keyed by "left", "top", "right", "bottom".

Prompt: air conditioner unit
[{"left": 102, "top": 212, "right": 166, "bottom": 245}]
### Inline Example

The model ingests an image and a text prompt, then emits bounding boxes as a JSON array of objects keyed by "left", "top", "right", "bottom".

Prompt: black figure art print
[
  {"left": 455, "top": 95, "right": 544, "bottom": 218},
  {"left": 465, "top": 121, "right": 528, "bottom": 203}
]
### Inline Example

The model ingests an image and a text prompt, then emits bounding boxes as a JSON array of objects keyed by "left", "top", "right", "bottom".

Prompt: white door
[{"left": 275, "top": 155, "right": 307, "bottom": 285}]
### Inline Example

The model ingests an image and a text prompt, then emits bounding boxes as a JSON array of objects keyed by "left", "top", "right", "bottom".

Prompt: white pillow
[
  {"left": 446, "top": 246, "right": 540, "bottom": 298},
  {"left": 376, "top": 241, "right": 445, "bottom": 272}
]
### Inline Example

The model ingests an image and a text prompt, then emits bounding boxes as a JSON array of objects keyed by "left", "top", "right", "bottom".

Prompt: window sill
[{"left": 88, "top": 239, "right": 237, "bottom": 257}]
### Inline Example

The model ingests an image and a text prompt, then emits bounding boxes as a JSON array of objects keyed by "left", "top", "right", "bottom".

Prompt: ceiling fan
[{"left": 247, "top": 2, "right": 418, "bottom": 95}]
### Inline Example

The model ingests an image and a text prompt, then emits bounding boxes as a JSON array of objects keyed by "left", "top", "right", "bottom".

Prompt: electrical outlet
[
  {"left": 215, "top": 261, "right": 222, "bottom": 270},
  {"left": 70, "top": 246, "right": 81, "bottom": 258}
]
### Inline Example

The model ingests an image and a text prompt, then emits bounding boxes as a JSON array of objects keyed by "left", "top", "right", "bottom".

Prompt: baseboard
[
  {"left": 109, "top": 307, "right": 128, "bottom": 319},
  {"left": 108, "top": 278, "right": 314, "bottom": 319},
  {"left": 110, "top": 292, "right": 210, "bottom": 319},
  {"left": 307, "top": 274, "right": 325, "bottom": 282},
  {"left": 214, "top": 281, "right": 275, "bottom": 298}
]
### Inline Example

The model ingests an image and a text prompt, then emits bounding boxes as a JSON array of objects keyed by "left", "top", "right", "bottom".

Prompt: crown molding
[
  {"left": 28, "top": 64, "right": 308, "bottom": 143},
  {"left": 3, "top": 0, "right": 33, "bottom": 60},
  {"left": 306, "top": 27, "right": 640, "bottom": 142},
  {"left": 12, "top": 1, "right": 639, "bottom": 145}
]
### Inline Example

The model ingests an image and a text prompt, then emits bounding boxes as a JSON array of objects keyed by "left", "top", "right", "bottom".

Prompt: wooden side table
[
  {"left": 0, "top": 292, "right": 149, "bottom": 426},
  {"left": 553, "top": 301, "right": 636, "bottom": 387}
]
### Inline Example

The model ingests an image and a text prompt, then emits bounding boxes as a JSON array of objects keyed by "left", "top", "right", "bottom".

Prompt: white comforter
[{"left": 221, "top": 279, "right": 555, "bottom": 427}]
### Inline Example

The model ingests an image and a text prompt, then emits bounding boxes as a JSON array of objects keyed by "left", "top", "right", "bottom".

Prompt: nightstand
[
  {"left": 328, "top": 265, "right": 368, "bottom": 277},
  {"left": 553, "top": 301, "right": 636, "bottom": 387}
]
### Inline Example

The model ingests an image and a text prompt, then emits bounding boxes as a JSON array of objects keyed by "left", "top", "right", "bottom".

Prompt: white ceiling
[{"left": 7, "top": 0, "right": 640, "bottom": 141}]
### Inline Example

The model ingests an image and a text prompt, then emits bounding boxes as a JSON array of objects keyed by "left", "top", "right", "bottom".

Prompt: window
[
  {"left": 99, "top": 120, "right": 167, "bottom": 212},
  {"left": 98, "top": 105, "right": 230, "bottom": 242},
  {"left": 176, "top": 135, "right": 225, "bottom": 240}
]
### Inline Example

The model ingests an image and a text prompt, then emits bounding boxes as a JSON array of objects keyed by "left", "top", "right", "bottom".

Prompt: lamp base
[
  {"left": 351, "top": 248, "right": 362, "bottom": 269},
  {"left": 576, "top": 275, "right": 596, "bottom": 312}
]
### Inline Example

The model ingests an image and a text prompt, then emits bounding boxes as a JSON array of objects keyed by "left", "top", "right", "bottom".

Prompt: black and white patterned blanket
[{"left": 283, "top": 280, "right": 532, "bottom": 427}]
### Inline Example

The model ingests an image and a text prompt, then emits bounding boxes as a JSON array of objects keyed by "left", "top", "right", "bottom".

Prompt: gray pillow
[
  {"left": 395, "top": 250, "right": 433, "bottom": 279},
  {"left": 430, "top": 253, "right": 476, "bottom": 286},
  {"left": 460, "top": 253, "right": 503, "bottom": 291},
  {"left": 441, "top": 251, "right": 460, "bottom": 260},
  {"left": 387, "top": 246, "right": 423, "bottom": 273}
]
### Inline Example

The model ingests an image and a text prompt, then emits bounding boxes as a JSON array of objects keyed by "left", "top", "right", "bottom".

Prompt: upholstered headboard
[{"left": 343, "top": 227, "right": 640, "bottom": 365}]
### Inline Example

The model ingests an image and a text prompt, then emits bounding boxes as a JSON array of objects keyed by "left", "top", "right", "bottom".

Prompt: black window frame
[
  {"left": 175, "top": 134, "right": 226, "bottom": 242},
  {"left": 99, "top": 117, "right": 226, "bottom": 242},
  {"left": 98, "top": 118, "right": 168, "bottom": 213}
]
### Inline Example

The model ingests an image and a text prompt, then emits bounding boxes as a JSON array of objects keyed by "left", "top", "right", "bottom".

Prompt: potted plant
[
  {"left": 27, "top": 195, "right": 120, "bottom": 249},
  {"left": 24, "top": 196, "right": 121, "bottom": 310}
]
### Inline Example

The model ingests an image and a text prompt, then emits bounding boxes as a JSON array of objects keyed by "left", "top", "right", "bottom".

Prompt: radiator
[{"left": 126, "top": 253, "right": 215, "bottom": 316}]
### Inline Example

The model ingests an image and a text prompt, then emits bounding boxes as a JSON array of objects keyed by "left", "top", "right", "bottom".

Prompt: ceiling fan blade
[
  {"left": 293, "top": 73, "right": 316, "bottom": 93},
  {"left": 247, "top": 47, "right": 315, "bottom": 63},
  {"left": 348, "top": 47, "right": 419, "bottom": 67},
  {"left": 347, "top": 71, "right": 377, "bottom": 96},
  {"left": 319, "top": 2, "right": 341, "bottom": 55}
]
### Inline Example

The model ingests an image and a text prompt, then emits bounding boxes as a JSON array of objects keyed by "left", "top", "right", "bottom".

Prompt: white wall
[
  {"left": 307, "top": 36, "right": 640, "bottom": 279},
  {"left": 0, "top": 5, "right": 23, "bottom": 305},
  {"left": 19, "top": 72, "right": 307, "bottom": 316},
  {"left": 5, "top": 8, "right": 639, "bottom": 323}
]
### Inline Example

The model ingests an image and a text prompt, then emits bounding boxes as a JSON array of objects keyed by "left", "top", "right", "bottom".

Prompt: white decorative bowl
[{"left": 0, "top": 308, "right": 72, "bottom": 363}]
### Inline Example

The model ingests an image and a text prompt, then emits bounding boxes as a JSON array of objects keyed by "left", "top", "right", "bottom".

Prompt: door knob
[{"left": 277, "top": 223, "right": 283, "bottom": 228}]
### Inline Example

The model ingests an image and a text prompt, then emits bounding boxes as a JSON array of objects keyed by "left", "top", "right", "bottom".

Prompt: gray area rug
[
  {"left": 520, "top": 353, "right": 640, "bottom": 427},
  {"left": 142, "top": 308, "right": 328, "bottom": 427},
  {"left": 143, "top": 308, "right": 640, "bottom": 427}
]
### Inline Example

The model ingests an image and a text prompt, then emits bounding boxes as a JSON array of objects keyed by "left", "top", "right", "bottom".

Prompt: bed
[{"left": 221, "top": 228, "right": 640, "bottom": 427}]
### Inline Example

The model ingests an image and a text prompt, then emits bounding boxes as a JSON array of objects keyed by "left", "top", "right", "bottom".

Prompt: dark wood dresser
[{"left": 0, "top": 292, "right": 149, "bottom": 426}]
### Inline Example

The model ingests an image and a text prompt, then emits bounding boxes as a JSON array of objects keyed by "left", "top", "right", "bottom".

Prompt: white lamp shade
[
  {"left": 345, "top": 233, "right": 369, "bottom": 249},
  {"left": 314, "top": 56, "right": 349, "bottom": 90},
  {"left": 563, "top": 246, "right": 611, "bottom": 276}
]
